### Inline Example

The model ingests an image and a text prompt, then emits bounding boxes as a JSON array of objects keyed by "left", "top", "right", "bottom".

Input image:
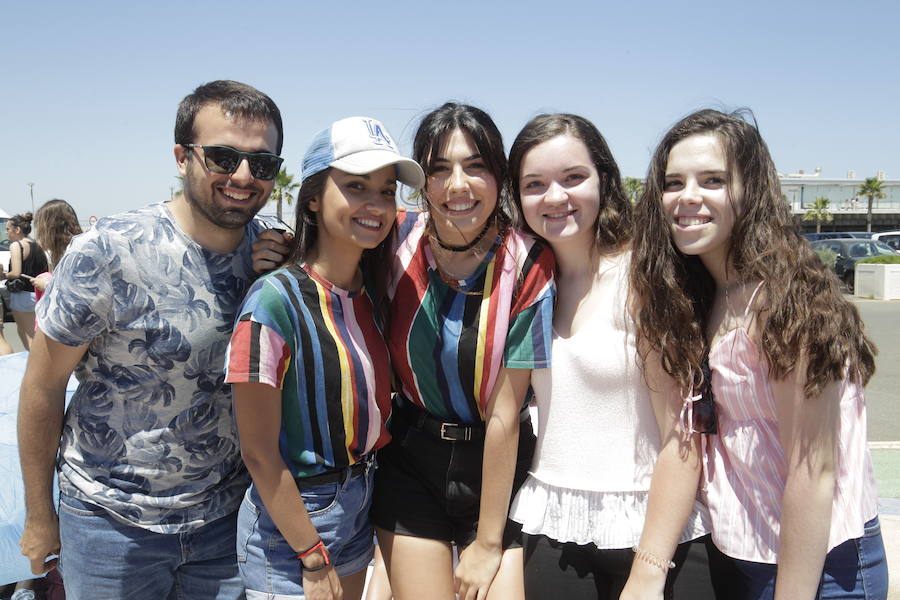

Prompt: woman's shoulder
[{"left": 501, "top": 226, "right": 555, "bottom": 264}]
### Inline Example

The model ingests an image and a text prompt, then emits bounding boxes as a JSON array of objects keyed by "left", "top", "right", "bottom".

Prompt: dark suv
[{"left": 810, "top": 239, "right": 898, "bottom": 292}]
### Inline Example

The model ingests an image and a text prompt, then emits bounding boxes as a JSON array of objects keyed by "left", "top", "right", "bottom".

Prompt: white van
[{"left": 872, "top": 231, "right": 900, "bottom": 251}]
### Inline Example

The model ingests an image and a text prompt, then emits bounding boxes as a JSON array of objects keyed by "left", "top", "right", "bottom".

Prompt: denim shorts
[
  {"left": 237, "top": 463, "right": 376, "bottom": 599},
  {"left": 706, "top": 516, "right": 888, "bottom": 599},
  {"left": 9, "top": 290, "right": 36, "bottom": 312},
  {"left": 58, "top": 493, "right": 243, "bottom": 600},
  {"left": 371, "top": 404, "right": 535, "bottom": 548}
]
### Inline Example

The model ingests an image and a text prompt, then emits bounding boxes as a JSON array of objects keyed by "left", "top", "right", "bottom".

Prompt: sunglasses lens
[
  {"left": 248, "top": 155, "right": 282, "bottom": 180},
  {"left": 203, "top": 147, "right": 240, "bottom": 174}
]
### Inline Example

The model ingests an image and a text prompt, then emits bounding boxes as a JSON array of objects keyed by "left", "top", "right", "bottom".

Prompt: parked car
[
  {"left": 810, "top": 238, "right": 899, "bottom": 292},
  {"left": 803, "top": 232, "right": 854, "bottom": 241},
  {"left": 872, "top": 230, "right": 900, "bottom": 251}
]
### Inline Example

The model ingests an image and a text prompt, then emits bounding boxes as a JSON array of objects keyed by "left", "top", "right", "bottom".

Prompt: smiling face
[
  {"left": 518, "top": 134, "right": 601, "bottom": 252},
  {"left": 310, "top": 165, "right": 398, "bottom": 259},
  {"left": 662, "top": 133, "right": 742, "bottom": 277},
  {"left": 175, "top": 103, "right": 279, "bottom": 231},
  {"left": 425, "top": 128, "right": 498, "bottom": 244}
]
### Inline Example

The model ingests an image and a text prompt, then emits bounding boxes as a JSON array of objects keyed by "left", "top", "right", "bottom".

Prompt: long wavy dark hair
[
  {"left": 631, "top": 109, "right": 876, "bottom": 397},
  {"left": 508, "top": 113, "right": 631, "bottom": 251},
  {"left": 285, "top": 169, "right": 396, "bottom": 323},
  {"left": 413, "top": 102, "right": 512, "bottom": 238}
]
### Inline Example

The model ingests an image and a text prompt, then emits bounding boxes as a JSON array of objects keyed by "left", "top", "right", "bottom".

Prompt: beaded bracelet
[{"left": 632, "top": 545, "right": 676, "bottom": 573}]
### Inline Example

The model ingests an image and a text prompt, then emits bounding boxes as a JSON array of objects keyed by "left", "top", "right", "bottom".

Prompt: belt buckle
[{"left": 440, "top": 422, "right": 470, "bottom": 441}]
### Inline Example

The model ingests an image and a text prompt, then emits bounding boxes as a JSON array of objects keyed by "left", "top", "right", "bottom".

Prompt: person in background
[
  {"left": 0, "top": 302, "right": 13, "bottom": 355},
  {"left": 32, "top": 199, "right": 83, "bottom": 299},
  {"left": 3, "top": 213, "right": 48, "bottom": 350},
  {"left": 631, "top": 109, "right": 887, "bottom": 599},
  {"left": 505, "top": 114, "right": 709, "bottom": 600},
  {"left": 18, "top": 79, "right": 286, "bottom": 600}
]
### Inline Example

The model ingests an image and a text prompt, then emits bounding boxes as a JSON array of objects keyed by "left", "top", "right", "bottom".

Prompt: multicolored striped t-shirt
[
  {"left": 225, "top": 264, "right": 393, "bottom": 478},
  {"left": 388, "top": 211, "right": 556, "bottom": 423}
]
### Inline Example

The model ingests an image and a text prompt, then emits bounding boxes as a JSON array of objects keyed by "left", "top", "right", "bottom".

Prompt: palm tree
[
  {"left": 172, "top": 175, "right": 184, "bottom": 200},
  {"left": 802, "top": 196, "right": 833, "bottom": 233},
  {"left": 270, "top": 169, "right": 300, "bottom": 223},
  {"left": 623, "top": 177, "right": 644, "bottom": 205},
  {"left": 858, "top": 177, "right": 886, "bottom": 232}
]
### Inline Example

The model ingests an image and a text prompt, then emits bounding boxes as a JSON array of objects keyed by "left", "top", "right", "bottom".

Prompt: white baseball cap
[{"left": 301, "top": 117, "right": 425, "bottom": 189}]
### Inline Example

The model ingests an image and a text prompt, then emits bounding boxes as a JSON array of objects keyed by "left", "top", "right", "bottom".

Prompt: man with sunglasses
[{"left": 18, "top": 80, "right": 288, "bottom": 599}]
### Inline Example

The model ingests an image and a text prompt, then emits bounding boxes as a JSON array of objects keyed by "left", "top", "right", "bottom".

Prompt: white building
[{"left": 780, "top": 170, "right": 900, "bottom": 231}]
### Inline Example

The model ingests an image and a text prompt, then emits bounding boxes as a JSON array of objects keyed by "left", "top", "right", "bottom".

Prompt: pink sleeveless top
[{"left": 700, "top": 286, "right": 878, "bottom": 564}]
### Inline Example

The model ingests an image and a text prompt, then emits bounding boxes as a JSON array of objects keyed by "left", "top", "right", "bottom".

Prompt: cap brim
[{"left": 331, "top": 150, "right": 425, "bottom": 190}]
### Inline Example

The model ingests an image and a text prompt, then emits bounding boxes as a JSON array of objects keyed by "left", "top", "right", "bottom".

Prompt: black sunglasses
[
  {"left": 184, "top": 144, "right": 283, "bottom": 181},
  {"left": 691, "top": 352, "right": 718, "bottom": 435}
]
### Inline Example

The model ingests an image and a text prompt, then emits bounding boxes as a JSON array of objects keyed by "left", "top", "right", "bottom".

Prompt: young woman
[
  {"left": 631, "top": 109, "right": 887, "bottom": 599},
  {"left": 505, "top": 114, "right": 709, "bottom": 599},
  {"left": 3, "top": 213, "right": 49, "bottom": 349},
  {"left": 225, "top": 116, "right": 425, "bottom": 600},
  {"left": 32, "top": 198, "right": 83, "bottom": 299},
  {"left": 370, "top": 103, "right": 556, "bottom": 600}
]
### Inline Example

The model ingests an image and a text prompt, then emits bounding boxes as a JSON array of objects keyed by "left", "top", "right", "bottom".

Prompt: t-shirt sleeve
[
  {"left": 504, "top": 239, "right": 556, "bottom": 370},
  {"left": 224, "top": 277, "right": 293, "bottom": 389},
  {"left": 36, "top": 230, "right": 115, "bottom": 347}
]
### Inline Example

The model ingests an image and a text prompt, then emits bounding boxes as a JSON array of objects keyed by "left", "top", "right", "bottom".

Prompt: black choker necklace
[{"left": 432, "top": 218, "right": 494, "bottom": 252}]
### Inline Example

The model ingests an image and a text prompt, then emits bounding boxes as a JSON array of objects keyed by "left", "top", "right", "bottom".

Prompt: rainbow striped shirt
[
  {"left": 225, "top": 264, "right": 392, "bottom": 478},
  {"left": 388, "top": 212, "right": 556, "bottom": 423}
]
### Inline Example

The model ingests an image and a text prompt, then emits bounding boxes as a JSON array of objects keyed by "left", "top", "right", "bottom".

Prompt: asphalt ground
[{"left": 3, "top": 300, "right": 898, "bottom": 597}]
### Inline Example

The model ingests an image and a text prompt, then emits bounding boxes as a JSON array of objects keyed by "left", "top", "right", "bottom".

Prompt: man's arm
[{"left": 18, "top": 330, "right": 88, "bottom": 574}]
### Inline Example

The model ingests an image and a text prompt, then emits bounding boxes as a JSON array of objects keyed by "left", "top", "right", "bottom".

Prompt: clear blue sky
[{"left": 2, "top": 0, "right": 897, "bottom": 221}]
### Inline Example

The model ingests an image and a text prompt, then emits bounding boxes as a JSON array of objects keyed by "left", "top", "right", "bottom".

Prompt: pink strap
[
  {"left": 679, "top": 385, "right": 703, "bottom": 442},
  {"left": 743, "top": 281, "right": 766, "bottom": 318}
]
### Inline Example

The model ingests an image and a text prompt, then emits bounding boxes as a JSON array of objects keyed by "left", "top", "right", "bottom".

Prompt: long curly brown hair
[{"left": 631, "top": 109, "right": 876, "bottom": 397}]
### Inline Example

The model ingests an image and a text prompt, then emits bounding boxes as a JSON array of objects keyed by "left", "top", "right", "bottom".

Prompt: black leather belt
[
  {"left": 295, "top": 458, "right": 370, "bottom": 490},
  {"left": 399, "top": 403, "right": 485, "bottom": 442}
]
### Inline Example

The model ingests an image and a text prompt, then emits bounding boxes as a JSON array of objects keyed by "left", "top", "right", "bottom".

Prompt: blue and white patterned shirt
[{"left": 37, "top": 202, "right": 268, "bottom": 533}]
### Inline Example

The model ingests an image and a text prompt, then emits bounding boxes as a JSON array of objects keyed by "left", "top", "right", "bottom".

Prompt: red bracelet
[{"left": 296, "top": 539, "right": 331, "bottom": 567}]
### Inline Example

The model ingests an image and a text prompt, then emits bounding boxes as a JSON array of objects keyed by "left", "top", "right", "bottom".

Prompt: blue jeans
[
  {"left": 237, "top": 464, "right": 376, "bottom": 599},
  {"left": 58, "top": 493, "right": 244, "bottom": 600},
  {"left": 708, "top": 517, "right": 888, "bottom": 599}
]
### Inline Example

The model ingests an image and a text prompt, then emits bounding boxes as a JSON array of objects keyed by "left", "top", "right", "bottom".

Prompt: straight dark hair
[
  {"left": 631, "top": 108, "right": 876, "bottom": 397},
  {"left": 508, "top": 113, "right": 631, "bottom": 250},
  {"left": 174, "top": 80, "right": 284, "bottom": 153}
]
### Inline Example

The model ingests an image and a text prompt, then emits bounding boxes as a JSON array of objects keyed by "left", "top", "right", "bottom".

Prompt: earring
[{"left": 301, "top": 210, "right": 317, "bottom": 226}]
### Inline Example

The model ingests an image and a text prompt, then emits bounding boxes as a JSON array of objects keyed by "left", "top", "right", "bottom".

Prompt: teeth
[
  {"left": 677, "top": 216, "right": 710, "bottom": 226},
  {"left": 354, "top": 218, "right": 381, "bottom": 229},
  {"left": 447, "top": 201, "right": 476, "bottom": 212},
  {"left": 545, "top": 211, "right": 572, "bottom": 219},
  {"left": 222, "top": 189, "right": 251, "bottom": 201}
]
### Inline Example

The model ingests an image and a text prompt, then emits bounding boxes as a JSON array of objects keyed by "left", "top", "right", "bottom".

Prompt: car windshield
[{"left": 874, "top": 241, "right": 898, "bottom": 256}]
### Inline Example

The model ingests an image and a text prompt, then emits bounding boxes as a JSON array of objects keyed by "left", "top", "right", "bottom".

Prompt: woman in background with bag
[{"left": 3, "top": 213, "right": 48, "bottom": 350}]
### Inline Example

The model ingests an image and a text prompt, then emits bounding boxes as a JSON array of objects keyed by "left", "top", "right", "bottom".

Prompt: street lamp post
[{"left": 27, "top": 183, "right": 34, "bottom": 212}]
